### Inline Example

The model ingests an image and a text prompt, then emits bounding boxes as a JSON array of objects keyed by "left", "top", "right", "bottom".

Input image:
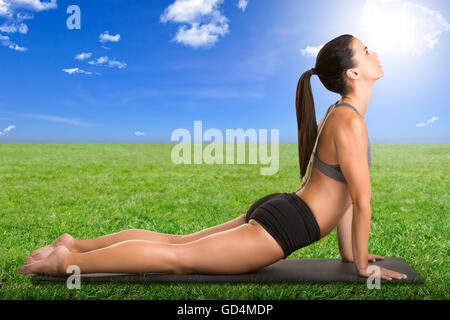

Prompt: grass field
[{"left": 0, "top": 143, "right": 448, "bottom": 300}]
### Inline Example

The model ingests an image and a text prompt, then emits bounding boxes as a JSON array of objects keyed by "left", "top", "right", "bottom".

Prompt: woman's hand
[
  {"left": 368, "top": 254, "right": 385, "bottom": 262},
  {"left": 341, "top": 253, "right": 385, "bottom": 263},
  {"left": 357, "top": 265, "right": 408, "bottom": 281}
]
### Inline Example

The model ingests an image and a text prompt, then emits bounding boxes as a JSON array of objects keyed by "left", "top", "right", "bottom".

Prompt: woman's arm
[
  {"left": 351, "top": 203, "right": 371, "bottom": 273},
  {"left": 336, "top": 204, "right": 354, "bottom": 262},
  {"left": 334, "top": 116, "right": 371, "bottom": 274}
]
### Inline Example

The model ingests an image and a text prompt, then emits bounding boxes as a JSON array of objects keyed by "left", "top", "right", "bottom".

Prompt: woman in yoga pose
[{"left": 18, "top": 35, "right": 407, "bottom": 281}]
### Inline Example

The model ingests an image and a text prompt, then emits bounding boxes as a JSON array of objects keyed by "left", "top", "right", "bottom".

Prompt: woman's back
[
  {"left": 313, "top": 102, "right": 371, "bottom": 182},
  {"left": 295, "top": 101, "right": 369, "bottom": 238}
]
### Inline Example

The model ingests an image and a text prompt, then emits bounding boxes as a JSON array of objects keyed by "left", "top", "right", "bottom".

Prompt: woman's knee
[{"left": 172, "top": 244, "right": 194, "bottom": 274}]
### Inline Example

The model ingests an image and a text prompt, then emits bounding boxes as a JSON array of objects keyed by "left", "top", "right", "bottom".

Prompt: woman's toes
[
  {"left": 25, "top": 234, "right": 75, "bottom": 264},
  {"left": 17, "top": 266, "right": 28, "bottom": 275},
  {"left": 24, "top": 256, "right": 34, "bottom": 264},
  {"left": 25, "top": 248, "right": 66, "bottom": 265},
  {"left": 17, "top": 262, "right": 38, "bottom": 275},
  {"left": 32, "top": 252, "right": 43, "bottom": 260},
  {"left": 17, "top": 247, "right": 70, "bottom": 276},
  {"left": 25, "top": 246, "right": 53, "bottom": 263}
]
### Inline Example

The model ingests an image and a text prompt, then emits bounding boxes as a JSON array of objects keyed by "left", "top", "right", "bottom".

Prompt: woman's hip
[{"left": 245, "top": 192, "right": 321, "bottom": 258}]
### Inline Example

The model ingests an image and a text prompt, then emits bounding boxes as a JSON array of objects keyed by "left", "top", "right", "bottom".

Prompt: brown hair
[{"left": 295, "top": 34, "right": 357, "bottom": 186}]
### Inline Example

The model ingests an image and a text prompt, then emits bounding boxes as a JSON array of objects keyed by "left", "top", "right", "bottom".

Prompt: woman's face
[{"left": 350, "top": 37, "right": 384, "bottom": 81}]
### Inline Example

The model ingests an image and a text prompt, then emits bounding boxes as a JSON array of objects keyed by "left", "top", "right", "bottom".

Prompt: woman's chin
[{"left": 377, "top": 69, "right": 384, "bottom": 79}]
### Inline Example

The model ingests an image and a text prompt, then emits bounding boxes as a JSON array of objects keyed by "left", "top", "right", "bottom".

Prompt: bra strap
[
  {"left": 334, "top": 102, "right": 361, "bottom": 117},
  {"left": 295, "top": 100, "right": 339, "bottom": 192}
]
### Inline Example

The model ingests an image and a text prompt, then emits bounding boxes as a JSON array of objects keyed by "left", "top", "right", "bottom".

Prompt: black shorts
[{"left": 245, "top": 192, "right": 321, "bottom": 259}]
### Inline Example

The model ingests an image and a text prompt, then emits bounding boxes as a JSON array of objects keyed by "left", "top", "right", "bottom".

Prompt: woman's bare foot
[
  {"left": 17, "top": 245, "right": 70, "bottom": 276},
  {"left": 24, "top": 233, "right": 75, "bottom": 264}
]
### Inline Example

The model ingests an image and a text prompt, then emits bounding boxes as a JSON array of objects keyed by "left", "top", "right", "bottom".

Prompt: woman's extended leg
[
  {"left": 25, "top": 214, "right": 247, "bottom": 263},
  {"left": 17, "top": 219, "right": 285, "bottom": 276}
]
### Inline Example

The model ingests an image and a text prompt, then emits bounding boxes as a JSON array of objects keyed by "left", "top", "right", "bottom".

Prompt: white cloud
[
  {"left": 107, "top": 59, "right": 127, "bottom": 68},
  {"left": 135, "top": 131, "right": 145, "bottom": 136},
  {"left": 0, "top": 124, "right": 15, "bottom": 136},
  {"left": 0, "top": 0, "right": 57, "bottom": 52},
  {"left": 88, "top": 56, "right": 109, "bottom": 65},
  {"left": 237, "top": 0, "right": 248, "bottom": 12},
  {"left": 8, "top": 42, "right": 26, "bottom": 51},
  {"left": 160, "top": 0, "right": 229, "bottom": 49},
  {"left": 0, "top": 0, "right": 57, "bottom": 21},
  {"left": 17, "top": 114, "right": 89, "bottom": 126},
  {"left": 88, "top": 55, "right": 127, "bottom": 69},
  {"left": 62, "top": 67, "right": 92, "bottom": 75},
  {"left": 160, "top": 0, "right": 222, "bottom": 23},
  {"left": 416, "top": 116, "right": 439, "bottom": 128},
  {"left": 75, "top": 52, "right": 92, "bottom": 60},
  {"left": 16, "top": 12, "right": 34, "bottom": 21},
  {"left": 0, "top": 22, "right": 28, "bottom": 33},
  {"left": 172, "top": 22, "right": 229, "bottom": 49},
  {"left": 0, "top": 0, "right": 9, "bottom": 17},
  {"left": 99, "top": 31, "right": 120, "bottom": 43},
  {"left": 361, "top": 0, "right": 450, "bottom": 56},
  {"left": 300, "top": 45, "right": 323, "bottom": 58},
  {"left": 4, "top": 0, "right": 57, "bottom": 14},
  {"left": 0, "top": 33, "right": 27, "bottom": 51},
  {"left": 101, "top": 45, "right": 111, "bottom": 50}
]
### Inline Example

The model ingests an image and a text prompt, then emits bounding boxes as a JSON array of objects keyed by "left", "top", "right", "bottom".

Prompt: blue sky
[{"left": 0, "top": 0, "right": 449, "bottom": 143}]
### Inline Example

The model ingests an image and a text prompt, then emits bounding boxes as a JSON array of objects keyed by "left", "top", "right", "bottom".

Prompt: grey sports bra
[{"left": 312, "top": 101, "right": 371, "bottom": 183}]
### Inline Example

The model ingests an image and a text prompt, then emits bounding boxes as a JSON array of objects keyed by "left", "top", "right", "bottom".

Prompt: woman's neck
[{"left": 340, "top": 87, "right": 372, "bottom": 118}]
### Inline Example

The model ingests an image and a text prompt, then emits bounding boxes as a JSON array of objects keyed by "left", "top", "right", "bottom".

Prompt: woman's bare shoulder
[{"left": 327, "top": 107, "right": 367, "bottom": 133}]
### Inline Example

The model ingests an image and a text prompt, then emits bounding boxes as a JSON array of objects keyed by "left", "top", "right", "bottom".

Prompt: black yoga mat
[{"left": 31, "top": 257, "right": 424, "bottom": 284}]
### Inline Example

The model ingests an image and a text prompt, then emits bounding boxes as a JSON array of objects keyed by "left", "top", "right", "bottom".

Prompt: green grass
[{"left": 0, "top": 143, "right": 448, "bottom": 300}]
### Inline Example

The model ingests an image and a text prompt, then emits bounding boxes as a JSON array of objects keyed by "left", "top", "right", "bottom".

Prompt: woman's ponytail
[{"left": 295, "top": 68, "right": 318, "bottom": 184}]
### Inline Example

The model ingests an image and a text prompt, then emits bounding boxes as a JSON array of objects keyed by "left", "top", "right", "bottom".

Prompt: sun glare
[{"left": 360, "top": 0, "right": 449, "bottom": 57}]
